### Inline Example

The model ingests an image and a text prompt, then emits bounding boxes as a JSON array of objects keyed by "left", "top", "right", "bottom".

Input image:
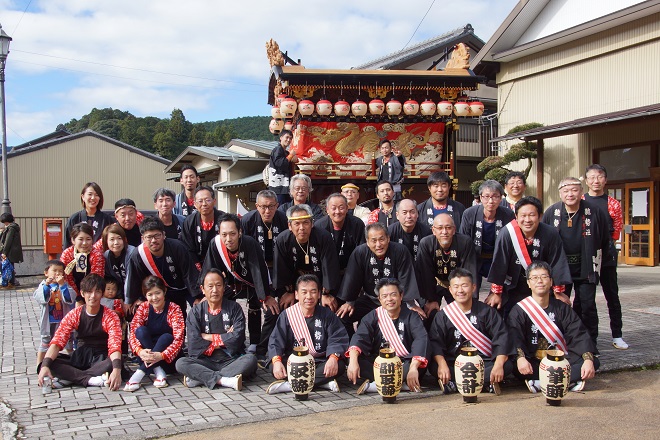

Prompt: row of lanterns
[{"left": 275, "top": 94, "right": 484, "bottom": 118}]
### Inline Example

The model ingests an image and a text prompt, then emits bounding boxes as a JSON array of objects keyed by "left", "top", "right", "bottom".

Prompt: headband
[
  {"left": 558, "top": 181, "right": 581, "bottom": 190},
  {"left": 114, "top": 204, "right": 137, "bottom": 213},
  {"left": 288, "top": 214, "right": 312, "bottom": 221}
]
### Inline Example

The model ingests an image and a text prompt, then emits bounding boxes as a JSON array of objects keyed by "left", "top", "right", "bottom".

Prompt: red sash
[
  {"left": 506, "top": 220, "right": 532, "bottom": 269},
  {"left": 376, "top": 307, "right": 410, "bottom": 358},
  {"left": 214, "top": 236, "right": 255, "bottom": 288},
  {"left": 517, "top": 297, "right": 568, "bottom": 353},
  {"left": 443, "top": 302, "right": 493, "bottom": 357},
  {"left": 285, "top": 303, "right": 318, "bottom": 356},
  {"left": 137, "top": 243, "right": 169, "bottom": 287}
]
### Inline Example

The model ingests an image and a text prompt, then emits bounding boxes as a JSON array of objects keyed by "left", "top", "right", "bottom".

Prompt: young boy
[
  {"left": 101, "top": 277, "right": 129, "bottom": 354},
  {"left": 33, "top": 260, "right": 75, "bottom": 365}
]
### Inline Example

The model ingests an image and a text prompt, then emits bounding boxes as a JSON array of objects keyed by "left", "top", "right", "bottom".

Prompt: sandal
[
  {"left": 123, "top": 381, "right": 141, "bottom": 392},
  {"left": 153, "top": 377, "right": 169, "bottom": 388}
]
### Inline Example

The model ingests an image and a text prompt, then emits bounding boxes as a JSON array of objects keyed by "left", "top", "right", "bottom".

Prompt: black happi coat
[
  {"left": 315, "top": 214, "right": 366, "bottom": 270},
  {"left": 186, "top": 299, "right": 247, "bottom": 359},
  {"left": 388, "top": 221, "right": 432, "bottom": 262},
  {"left": 459, "top": 204, "right": 515, "bottom": 262},
  {"left": 180, "top": 208, "right": 225, "bottom": 266},
  {"left": 241, "top": 209, "right": 288, "bottom": 264},
  {"left": 417, "top": 198, "right": 466, "bottom": 230}
]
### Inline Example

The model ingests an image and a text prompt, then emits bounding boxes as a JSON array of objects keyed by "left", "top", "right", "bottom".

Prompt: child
[
  {"left": 101, "top": 277, "right": 129, "bottom": 355},
  {"left": 33, "top": 260, "right": 75, "bottom": 365},
  {"left": 1, "top": 254, "right": 14, "bottom": 287}
]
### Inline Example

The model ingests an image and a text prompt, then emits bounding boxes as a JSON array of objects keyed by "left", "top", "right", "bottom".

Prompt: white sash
[
  {"left": 376, "top": 307, "right": 410, "bottom": 358},
  {"left": 443, "top": 302, "right": 493, "bottom": 357},
  {"left": 506, "top": 220, "right": 532, "bottom": 269},
  {"left": 286, "top": 303, "right": 318, "bottom": 356},
  {"left": 517, "top": 297, "right": 568, "bottom": 353},
  {"left": 214, "top": 236, "right": 255, "bottom": 288},
  {"left": 137, "top": 243, "right": 169, "bottom": 287}
]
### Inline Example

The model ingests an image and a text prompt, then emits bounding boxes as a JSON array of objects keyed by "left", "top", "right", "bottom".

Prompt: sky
[{"left": 0, "top": 0, "right": 519, "bottom": 147}]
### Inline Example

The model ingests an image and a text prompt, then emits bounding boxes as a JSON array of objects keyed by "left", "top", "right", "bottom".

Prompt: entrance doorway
[{"left": 623, "top": 181, "right": 656, "bottom": 266}]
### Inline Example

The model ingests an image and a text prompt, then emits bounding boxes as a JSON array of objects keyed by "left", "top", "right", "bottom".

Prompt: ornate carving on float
[
  {"left": 266, "top": 39, "right": 285, "bottom": 67},
  {"left": 444, "top": 43, "right": 470, "bottom": 70}
]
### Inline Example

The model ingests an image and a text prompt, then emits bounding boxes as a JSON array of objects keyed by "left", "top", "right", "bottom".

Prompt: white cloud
[{"left": 1, "top": 0, "right": 519, "bottom": 145}]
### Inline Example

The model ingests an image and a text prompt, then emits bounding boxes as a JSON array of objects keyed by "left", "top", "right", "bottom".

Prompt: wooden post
[{"left": 536, "top": 138, "right": 544, "bottom": 200}]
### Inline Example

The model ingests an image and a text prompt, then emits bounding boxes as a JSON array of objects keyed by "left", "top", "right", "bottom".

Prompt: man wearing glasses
[
  {"left": 277, "top": 174, "right": 323, "bottom": 221},
  {"left": 180, "top": 186, "right": 225, "bottom": 271},
  {"left": 459, "top": 180, "right": 515, "bottom": 294},
  {"left": 416, "top": 213, "right": 477, "bottom": 321},
  {"left": 125, "top": 216, "right": 202, "bottom": 317},
  {"left": 241, "top": 190, "right": 288, "bottom": 267}
]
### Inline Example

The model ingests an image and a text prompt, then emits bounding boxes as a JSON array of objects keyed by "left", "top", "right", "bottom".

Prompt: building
[
  {"left": 472, "top": 0, "right": 660, "bottom": 266},
  {"left": 1, "top": 129, "right": 179, "bottom": 274}
]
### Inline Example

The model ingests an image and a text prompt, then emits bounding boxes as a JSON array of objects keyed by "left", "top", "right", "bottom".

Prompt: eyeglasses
[
  {"left": 142, "top": 233, "right": 163, "bottom": 242},
  {"left": 480, "top": 194, "right": 502, "bottom": 201},
  {"left": 195, "top": 198, "right": 214, "bottom": 205},
  {"left": 529, "top": 275, "right": 550, "bottom": 282},
  {"left": 293, "top": 187, "right": 309, "bottom": 193},
  {"left": 432, "top": 225, "right": 454, "bottom": 231},
  {"left": 257, "top": 204, "right": 278, "bottom": 210}
]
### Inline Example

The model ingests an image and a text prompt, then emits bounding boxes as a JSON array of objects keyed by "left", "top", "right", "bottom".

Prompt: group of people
[{"left": 34, "top": 131, "right": 625, "bottom": 398}]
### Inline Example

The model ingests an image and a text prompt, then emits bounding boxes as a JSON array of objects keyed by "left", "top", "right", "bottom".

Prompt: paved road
[
  {"left": 170, "top": 369, "right": 660, "bottom": 440},
  {"left": 0, "top": 264, "right": 658, "bottom": 439}
]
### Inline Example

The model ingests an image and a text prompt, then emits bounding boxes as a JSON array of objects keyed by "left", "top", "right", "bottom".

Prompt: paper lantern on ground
[
  {"left": 298, "top": 99, "right": 315, "bottom": 116},
  {"left": 373, "top": 347, "right": 403, "bottom": 403},
  {"left": 271, "top": 106, "right": 282, "bottom": 119},
  {"left": 454, "top": 100, "right": 470, "bottom": 117},
  {"left": 269, "top": 118, "right": 284, "bottom": 135},
  {"left": 403, "top": 99, "right": 419, "bottom": 116},
  {"left": 539, "top": 349, "right": 571, "bottom": 406},
  {"left": 437, "top": 100, "right": 453, "bottom": 116},
  {"left": 469, "top": 101, "right": 484, "bottom": 116},
  {"left": 334, "top": 99, "right": 350, "bottom": 117},
  {"left": 351, "top": 100, "right": 368, "bottom": 116},
  {"left": 386, "top": 99, "right": 402, "bottom": 116},
  {"left": 280, "top": 97, "right": 298, "bottom": 118},
  {"left": 420, "top": 99, "right": 437, "bottom": 116},
  {"left": 369, "top": 99, "right": 385, "bottom": 115},
  {"left": 316, "top": 99, "right": 333, "bottom": 116},
  {"left": 454, "top": 347, "right": 484, "bottom": 403},
  {"left": 287, "top": 344, "right": 315, "bottom": 401}
]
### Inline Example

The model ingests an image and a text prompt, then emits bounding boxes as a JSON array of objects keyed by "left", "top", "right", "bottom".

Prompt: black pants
[
  {"left": 513, "top": 356, "right": 600, "bottom": 384},
  {"left": 600, "top": 264, "right": 623, "bottom": 338},
  {"left": 46, "top": 346, "right": 112, "bottom": 386},
  {"left": 358, "top": 356, "right": 426, "bottom": 383},
  {"left": 428, "top": 357, "right": 511, "bottom": 386},
  {"left": 270, "top": 356, "right": 346, "bottom": 387},
  {"left": 340, "top": 295, "right": 379, "bottom": 338},
  {"left": 225, "top": 287, "right": 262, "bottom": 346},
  {"left": 566, "top": 280, "right": 598, "bottom": 348}
]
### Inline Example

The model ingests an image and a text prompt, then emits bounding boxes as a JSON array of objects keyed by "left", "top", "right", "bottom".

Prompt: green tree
[
  {"left": 152, "top": 130, "right": 178, "bottom": 159},
  {"left": 470, "top": 122, "right": 543, "bottom": 195}
]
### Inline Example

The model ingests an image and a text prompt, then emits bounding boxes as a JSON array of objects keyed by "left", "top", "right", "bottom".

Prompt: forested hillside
[{"left": 58, "top": 108, "right": 272, "bottom": 160}]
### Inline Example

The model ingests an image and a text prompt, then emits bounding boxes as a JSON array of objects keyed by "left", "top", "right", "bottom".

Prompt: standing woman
[
  {"left": 125, "top": 276, "right": 185, "bottom": 391},
  {"left": 60, "top": 223, "right": 105, "bottom": 304},
  {"left": 0, "top": 213, "right": 23, "bottom": 286},
  {"left": 102, "top": 224, "right": 135, "bottom": 300},
  {"left": 64, "top": 182, "right": 115, "bottom": 247}
]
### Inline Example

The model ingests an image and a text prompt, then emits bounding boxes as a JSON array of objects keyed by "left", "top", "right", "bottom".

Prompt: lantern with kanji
[
  {"left": 539, "top": 349, "right": 571, "bottom": 406},
  {"left": 373, "top": 347, "right": 403, "bottom": 403},
  {"left": 454, "top": 347, "right": 484, "bottom": 403},
  {"left": 287, "top": 344, "right": 315, "bottom": 401}
]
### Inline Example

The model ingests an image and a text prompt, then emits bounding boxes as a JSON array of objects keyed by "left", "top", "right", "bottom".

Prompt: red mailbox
[{"left": 43, "top": 218, "right": 63, "bottom": 259}]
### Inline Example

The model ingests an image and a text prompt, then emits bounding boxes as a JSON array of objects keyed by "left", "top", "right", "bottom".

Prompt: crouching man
[{"left": 175, "top": 269, "right": 257, "bottom": 391}]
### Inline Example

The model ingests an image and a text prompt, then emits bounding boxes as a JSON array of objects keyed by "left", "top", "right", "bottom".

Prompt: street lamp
[{"left": 0, "top": 23, "right": 12, "bottom": 214}]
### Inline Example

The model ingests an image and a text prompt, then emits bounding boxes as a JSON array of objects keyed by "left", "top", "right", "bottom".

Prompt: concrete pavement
[{"left": 0, "top": 264, "right": 658, "bottom": 439}]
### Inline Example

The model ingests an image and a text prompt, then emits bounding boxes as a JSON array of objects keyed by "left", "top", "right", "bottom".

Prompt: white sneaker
[
  {"left": 266, "top": 380, "right": 291, "bottom": 394},
  {"left": 526, "top": 380, "right": 541, "bottom": 394},
  {"left": 183, "top": 376, "right": 203, "bottom": 388},
  {"left": 570, "top": 381, "right": 586, "bottom": 392},
  {"left": 612, "top": 338, "right": 629, "bottom": 350}
]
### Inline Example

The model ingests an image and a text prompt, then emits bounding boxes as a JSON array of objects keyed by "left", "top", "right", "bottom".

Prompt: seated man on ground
[
  {"left": 267, "top": 274, "right": 349, "bottom": 395},
  {"left": 507, "top": 261, "right": 599, "bottom": 393},
  {"left": 428, "top": 268, "right": 512, "bottom": 394},
  {"left": 37, "top": 274, "right": 122, "bottom": 391},
  {"left": 175, "top": 269, "right": 257, "bottom": 391},
  {"left": 347, "top": 278, "right": 428, "bottom": 395}
]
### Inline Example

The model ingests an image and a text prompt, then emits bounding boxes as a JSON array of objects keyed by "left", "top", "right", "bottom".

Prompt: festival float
[{"left": 265, "top": 39, "right": 486, "bottom": 203}]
